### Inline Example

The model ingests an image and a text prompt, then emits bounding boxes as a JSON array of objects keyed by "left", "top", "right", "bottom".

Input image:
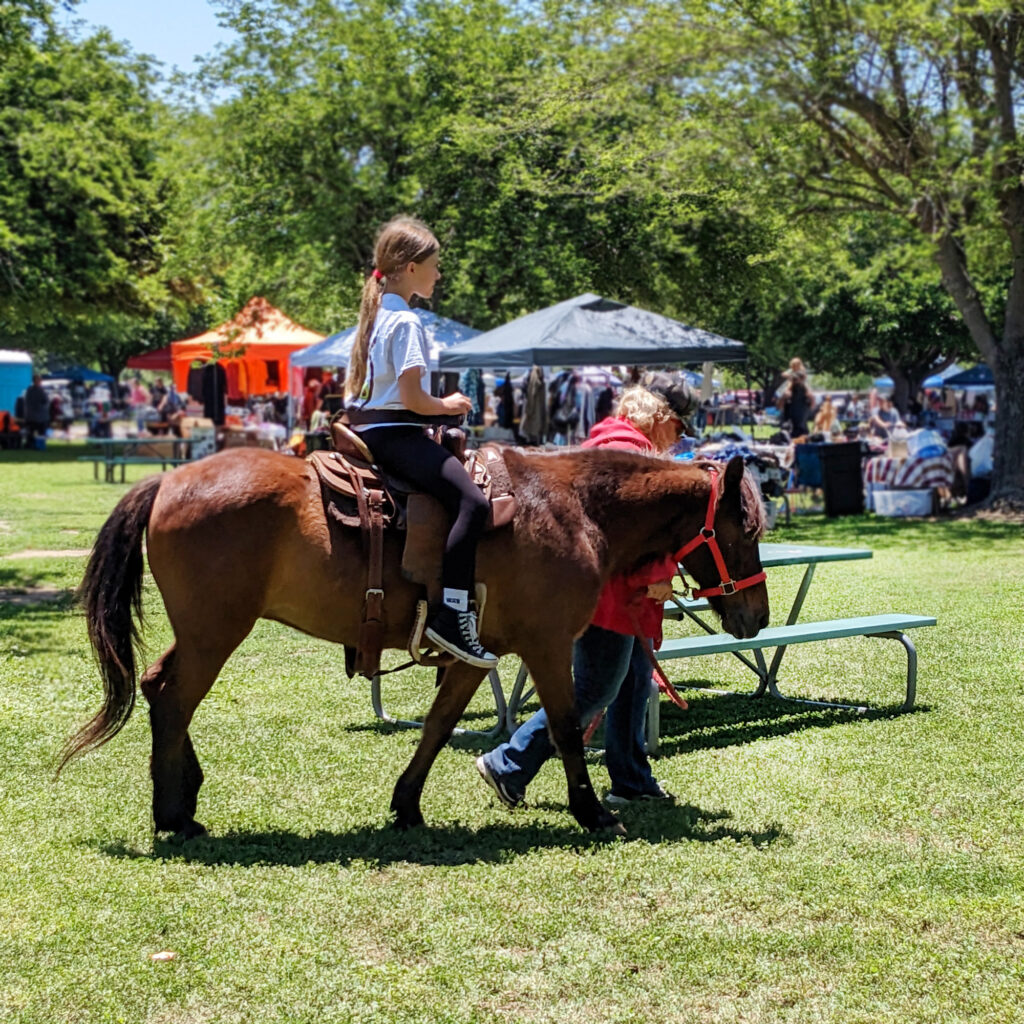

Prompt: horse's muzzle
[{"left": 722, "top": 607, "right": 770, "bottom": 640}]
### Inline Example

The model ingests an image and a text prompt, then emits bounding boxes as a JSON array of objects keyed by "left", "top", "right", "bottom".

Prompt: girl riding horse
[
  {"left": 60, "top": 444, "right": 769, "bottom": 838},
  {"left": 343, "top": 216, "right": 495, "bottom": 669}
]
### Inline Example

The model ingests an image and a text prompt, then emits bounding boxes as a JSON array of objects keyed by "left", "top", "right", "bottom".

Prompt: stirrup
[{"left": 407, "top": 584, "right": 488, "bottom": 666}]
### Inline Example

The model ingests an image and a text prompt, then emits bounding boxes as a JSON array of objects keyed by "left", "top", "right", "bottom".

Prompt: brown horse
[{"left": 60, "top": 447, "right": 769, "bottom": 837}]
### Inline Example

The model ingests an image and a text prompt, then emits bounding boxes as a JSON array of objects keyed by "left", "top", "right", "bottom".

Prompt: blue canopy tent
[
  {"left": 437, "top": 293, "right": 747, "bottom": 369},
  {"left": 292, "top": 309, "right": 481, "bottom": 371},
  {"left": 873, "top": 363, "right": 964, "bottom": 390},
  {"left": 943, "top": 364, "right": 994, "bottom": 388},
  {"left": 43, "top": 365, "right": 114, "bottom": 383}
]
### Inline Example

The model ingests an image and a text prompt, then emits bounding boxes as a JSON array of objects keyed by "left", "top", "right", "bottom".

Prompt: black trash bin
[{"left": 820, "top": 441, "right": 865, "bottom": 517}]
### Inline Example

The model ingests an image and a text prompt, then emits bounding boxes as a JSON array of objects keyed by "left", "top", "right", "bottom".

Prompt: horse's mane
[
  {"left": 509, "top": 446, "right": 767, "bottom": 540},
  {"left": 690, "top": 458, "right": 767, "bottom": 539},
  {"left": 738, "top": 468, "right": 768, "bottom": 539}
]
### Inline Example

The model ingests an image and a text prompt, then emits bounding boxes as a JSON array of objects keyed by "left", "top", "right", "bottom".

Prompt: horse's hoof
[
  {"left": 178, "top": 820, "right": 208, "bottom": 840},
  {"left": 392, "top": 806, "right": 425, "bottom": 831},
  {"left": 588, "top": 810, "right": 624, "bottom": 835},
  {"left": 393, "top": 816, "right": 424, "bottom": 832}
]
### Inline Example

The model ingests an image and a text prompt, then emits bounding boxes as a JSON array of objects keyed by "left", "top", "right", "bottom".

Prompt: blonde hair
[
  {"left": 615, "top": 385, "right": 675, "bottom": 439},
  {"left": 814, "top": 395, "right": 837, "bottom": 433},
  {"left": 344, "top": 216, "right": 439, "bottom": 402}
]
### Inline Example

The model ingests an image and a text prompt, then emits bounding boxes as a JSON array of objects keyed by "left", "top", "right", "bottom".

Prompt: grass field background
[{"left": 2, "top": 448, "right": 1023, "bottom": 1023}]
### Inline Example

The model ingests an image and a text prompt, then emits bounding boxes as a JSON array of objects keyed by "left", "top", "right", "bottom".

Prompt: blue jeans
[{"left": 480, "top": 625, "right": 659, "bottom": 800}]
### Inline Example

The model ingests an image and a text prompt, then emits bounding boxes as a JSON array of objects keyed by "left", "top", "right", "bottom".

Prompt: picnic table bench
[
  {"left": 368, "top": 542, "right": 936, "bottom": 749},
  {"left": 641, "top": 543, "right": 934, "bottom": 749},
  {"left": 78, "top": 453, "right": 192, "bottom": 483},
  {"left": 645, "top": 613, "right": 935, "bottom": 751},
  {"left": 79, "top": 436, "right": 202, "bottom": 483}
]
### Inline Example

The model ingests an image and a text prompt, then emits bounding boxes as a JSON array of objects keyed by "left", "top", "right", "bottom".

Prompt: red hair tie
[{"left": 372, "top": 268, "right": 384, "bottom": 281}]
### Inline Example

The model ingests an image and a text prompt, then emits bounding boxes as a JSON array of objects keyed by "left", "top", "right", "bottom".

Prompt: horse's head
[{"left": 677, "top": 456, "right": 770, "bottom": 639}]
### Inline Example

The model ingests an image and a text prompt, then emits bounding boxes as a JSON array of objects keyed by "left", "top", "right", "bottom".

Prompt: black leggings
[{"left": 361, "top": 426, "right": 489, "bottom": 593}]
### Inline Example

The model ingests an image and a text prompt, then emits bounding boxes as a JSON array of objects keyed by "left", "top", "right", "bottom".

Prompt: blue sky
[{"left": 68, "top": 0, "right": 236, "bottom": 71}]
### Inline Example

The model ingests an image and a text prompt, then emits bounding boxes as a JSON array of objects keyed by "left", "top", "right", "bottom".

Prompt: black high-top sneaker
[{"left": 424, "top": 606, "right": 498, "bottom": 669}]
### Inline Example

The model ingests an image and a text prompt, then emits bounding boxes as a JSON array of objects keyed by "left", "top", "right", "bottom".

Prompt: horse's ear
[{"left": 723, "top": 454, "right": 745, "bottom": 496}]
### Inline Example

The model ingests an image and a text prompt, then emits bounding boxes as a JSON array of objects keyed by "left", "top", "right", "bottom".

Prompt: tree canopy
[
  {"left": 602, "top": 0, "right": 1023, "bottom": 497},
  {"left": 3, "top": 0, "right": 1020, "bottom": 501},
  {"left": 0, "top": 1, "right": 168, "bottom": 342}
]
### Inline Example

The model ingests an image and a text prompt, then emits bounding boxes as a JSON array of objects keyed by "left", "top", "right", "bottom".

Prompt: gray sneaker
[
  {"left": 604, "top": 784, "right": 675, "bottom": 807},
  {"left": 475, "top": 756, "right": 523, "bottom": 809}
]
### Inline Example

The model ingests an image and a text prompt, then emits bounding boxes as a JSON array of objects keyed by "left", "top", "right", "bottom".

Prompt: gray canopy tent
[{"left": 437, "top": 293, "right": 747, "bottom": 369}]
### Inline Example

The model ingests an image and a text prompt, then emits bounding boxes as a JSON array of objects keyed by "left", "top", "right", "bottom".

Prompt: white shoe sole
[
  {"left": 423, "top": 627, "right": 498, "bottom": 670},
  {"left": 604, "top": 790, "right": 675, "bottom": 807},
  {"left": 475, "top": 756, "right": 523, "bottom": 809}
]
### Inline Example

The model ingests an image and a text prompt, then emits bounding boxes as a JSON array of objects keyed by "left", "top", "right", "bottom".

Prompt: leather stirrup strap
[
  {"left": 356, "top": 487, "right": 386, "bottom": 678},
  {"left": 346, "top": 461, "right": 370, "bottom": 532}
]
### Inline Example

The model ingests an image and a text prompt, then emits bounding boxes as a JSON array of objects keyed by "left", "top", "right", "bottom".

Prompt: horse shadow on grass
[
  {"left": 349, "top": 682, "right": 925, "bottom": 760},
  {"left": 100, "top": 801, "right": 785, "bottom": 869},
  {"left": 98, "top": 680, "right": 924, "bottom": 869}
]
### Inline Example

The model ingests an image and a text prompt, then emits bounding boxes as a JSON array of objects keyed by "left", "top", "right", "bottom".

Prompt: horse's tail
[{"left": 57, "top": 474, "right": 163, "bottom": 773}]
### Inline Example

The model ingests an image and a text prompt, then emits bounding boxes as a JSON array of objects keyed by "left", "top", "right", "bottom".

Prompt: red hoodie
[{"left": 582, "top": 417, "right": 677, "bottom": 646}]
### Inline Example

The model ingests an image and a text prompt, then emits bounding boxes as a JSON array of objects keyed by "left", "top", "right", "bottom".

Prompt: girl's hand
[
  {"left": 441, "top": 392, "right": 473, "bottom": 415},
  {"left": 646, "top": 581, "right": 675, "bottom": 603}
]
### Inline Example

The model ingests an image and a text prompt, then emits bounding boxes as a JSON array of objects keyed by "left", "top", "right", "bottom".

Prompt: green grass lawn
[{"left": 2, "top": 448, "right": 1023, "bottom": 1023}]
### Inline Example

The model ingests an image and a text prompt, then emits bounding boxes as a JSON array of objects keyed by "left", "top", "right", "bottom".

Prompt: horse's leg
[
  {"left": 525, "top": 644, "right": 622, "bottom": 834},
  {"left": 391, "top": 661, "right": 488, "bottom": 829},
  {"left": 140, "top": 629, "right": 246, "bottom": 838}
]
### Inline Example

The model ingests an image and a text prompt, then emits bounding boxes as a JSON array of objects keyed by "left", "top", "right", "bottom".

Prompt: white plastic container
[{"left": 873, "top": 489, "right": 933, "bottom": 517}]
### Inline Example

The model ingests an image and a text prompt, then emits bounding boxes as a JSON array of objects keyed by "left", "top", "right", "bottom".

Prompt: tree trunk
[
  {"left": 991, "top": 337, "right": 1024, "bottom": 503},
  {"left": 929, "top": 233, "right": 1024, "bottom": 501},
  {"left": 890, "top": 376, "right": 910, "bottom": 416}
]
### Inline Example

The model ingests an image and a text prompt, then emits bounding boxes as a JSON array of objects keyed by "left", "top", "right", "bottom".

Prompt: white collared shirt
[{"left": 352, "top": 293, "right": 429, "bottom": 429}]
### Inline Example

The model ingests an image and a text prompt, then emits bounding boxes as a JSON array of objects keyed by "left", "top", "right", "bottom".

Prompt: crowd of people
[{"left": 768, "top": 357, "right": 994, "bottom": 446}]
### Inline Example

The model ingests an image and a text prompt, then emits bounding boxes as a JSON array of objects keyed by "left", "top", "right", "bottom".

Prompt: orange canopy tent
[{"left": 170, "top": 297, "right": 324, "bottom": 400}]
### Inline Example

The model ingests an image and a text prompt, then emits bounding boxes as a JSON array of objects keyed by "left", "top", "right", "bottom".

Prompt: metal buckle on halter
[
  {"left": 365, "top": 588, "right": 384, "bottom": 599},
  {"left": 700, "top": 526, "right": 716, "bottom": 540},
  {"left": 720, "top": 580, "right": 736, "bottom": 596},
  {"left": 675, "top": 566, "right": 694, "bottom": 600}
]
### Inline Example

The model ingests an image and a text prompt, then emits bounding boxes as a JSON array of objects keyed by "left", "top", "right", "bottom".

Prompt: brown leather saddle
[{"left": 307, "top": 420, "right": 516, "bottom": 678}]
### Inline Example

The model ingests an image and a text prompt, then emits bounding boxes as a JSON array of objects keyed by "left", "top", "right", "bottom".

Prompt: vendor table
[{"left": 863, "top": 452, "right": 954, "bottom": 510}]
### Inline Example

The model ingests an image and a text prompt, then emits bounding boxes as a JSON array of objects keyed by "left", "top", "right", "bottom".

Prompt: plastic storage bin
[{"left": 874, "top": 489, "right": 934, "bottom": 517}]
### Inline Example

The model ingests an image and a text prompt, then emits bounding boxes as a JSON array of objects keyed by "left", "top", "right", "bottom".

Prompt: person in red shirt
[{"left": 477, "top": 373, "right": 699, "bottom": 807}]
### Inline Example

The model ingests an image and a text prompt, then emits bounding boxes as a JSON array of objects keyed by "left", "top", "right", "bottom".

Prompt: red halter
[{"left": 674, "top": 465, "right": 767, "bottom": 599}]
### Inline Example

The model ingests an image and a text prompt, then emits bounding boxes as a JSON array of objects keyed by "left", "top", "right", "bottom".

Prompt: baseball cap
[{"left": 641, "top": 371, "right": 700, "bottom": 436}]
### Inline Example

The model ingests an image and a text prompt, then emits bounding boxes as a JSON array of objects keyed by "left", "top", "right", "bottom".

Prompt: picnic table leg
[
  {"left": 370, "top": 667, "right": 507, "bottom": 739},
  {"left": 645, "top": 674, "right": 660, "bottom": 754},
  {"left": 764, "top": 563, "right": 818, "bottom": 686},
  {"left": 868, "top": 630, "right": 918, "bottom": 711},
  {"left": 505, "top": 662, "right": 533, "bottom": 734},
  {"left": 679, "top": 606, "right": 765, "bottom": 682}
]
